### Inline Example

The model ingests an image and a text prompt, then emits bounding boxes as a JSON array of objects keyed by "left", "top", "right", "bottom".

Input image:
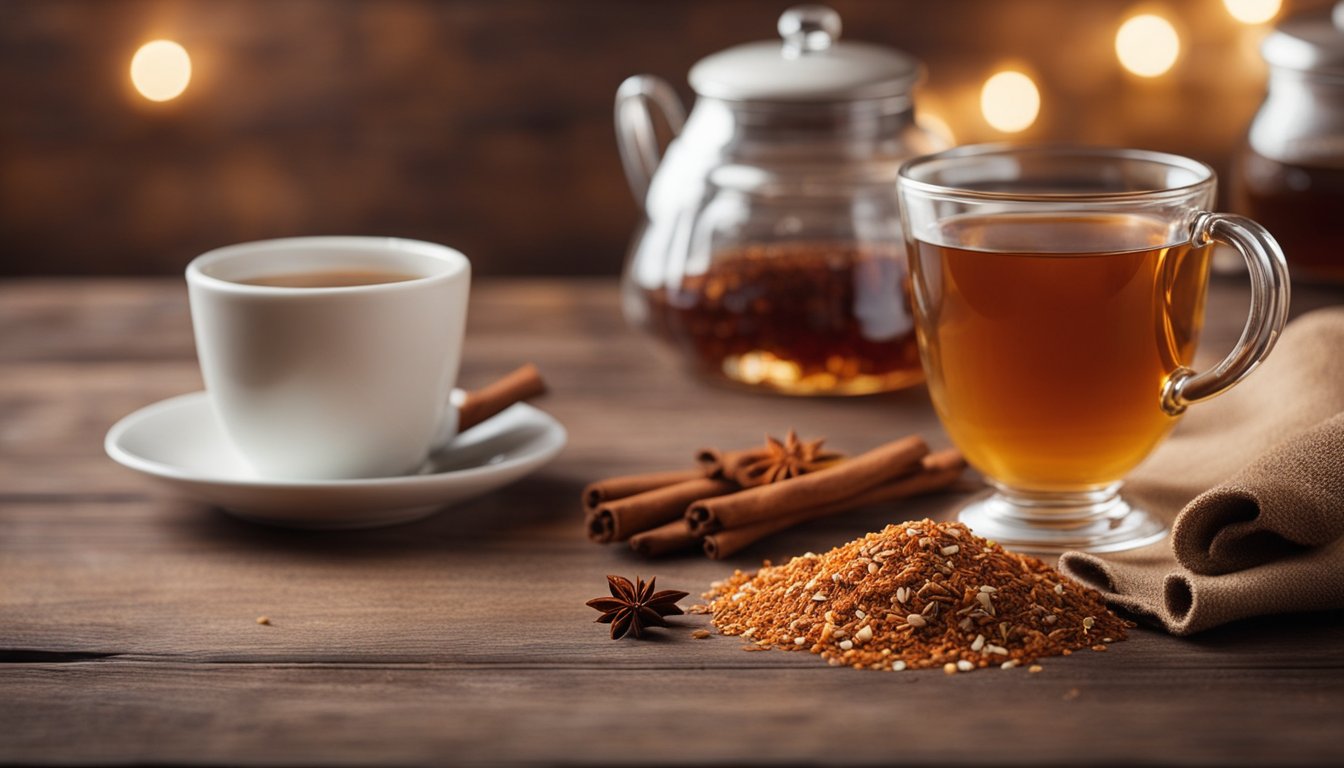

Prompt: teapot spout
[{"left": 615, "top": 75, "right": 687, "bottom": 209}]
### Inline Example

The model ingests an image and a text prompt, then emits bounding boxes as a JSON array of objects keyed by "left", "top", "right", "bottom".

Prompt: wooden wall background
[{"left": 0, "top": 0, "right": 1332, "bottom": 276}]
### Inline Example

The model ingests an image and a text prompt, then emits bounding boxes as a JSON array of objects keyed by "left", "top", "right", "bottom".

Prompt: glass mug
[{"left": 897, "top": 145, "right": 1290, "bottom": 553}]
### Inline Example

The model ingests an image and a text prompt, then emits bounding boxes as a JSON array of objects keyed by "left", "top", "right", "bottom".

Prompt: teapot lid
[
  {"left": 1262, "top": 2, "right": 1344, "bottom": 73},
  {"left": 688, "top": 5, "right": 921, "bottom": 102}
]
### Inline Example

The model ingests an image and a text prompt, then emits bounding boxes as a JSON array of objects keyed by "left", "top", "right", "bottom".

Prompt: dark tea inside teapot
[{"left": 615, "top": 5, "right": 943, "bottom": 395}]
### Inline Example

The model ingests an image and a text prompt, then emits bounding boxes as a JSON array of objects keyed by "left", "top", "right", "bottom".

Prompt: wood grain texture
[
  {"left": 3, "top": 658, "right": 1343, "bottom": 766},
  {"left": 2, "top": 278, "right": 1344, "bottom": 765}
]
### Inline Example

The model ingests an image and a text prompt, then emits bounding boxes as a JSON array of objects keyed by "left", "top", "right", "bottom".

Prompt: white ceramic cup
[{"left": 186, "top": 236, "right": 470, "bottom": 480}]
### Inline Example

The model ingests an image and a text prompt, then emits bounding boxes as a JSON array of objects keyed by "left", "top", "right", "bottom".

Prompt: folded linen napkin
[{"left": 1058, "top": 306, "right": 1344, "bottom": 635}]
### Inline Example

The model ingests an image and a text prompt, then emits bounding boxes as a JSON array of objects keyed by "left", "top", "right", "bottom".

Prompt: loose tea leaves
[
  {"left": 586, "top": 575, "right": 689, "bottom": 640},
  {"left": 702, "top": 520, "right": 1131, "bottom": 671}
]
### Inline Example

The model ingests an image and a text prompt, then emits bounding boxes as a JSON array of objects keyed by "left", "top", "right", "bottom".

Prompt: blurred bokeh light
[
  {"left": 980, "top": 71, "right": 1040, "bottom": 133},
  {"left": 130, "top": 40, "right": 192, "bottom": 102},
  {"left": 1116, "top": 14, "right": 1181, "bottom": 78},
  {"left": 1224, "top": 0, "right": 1283, "bottom": 24}
]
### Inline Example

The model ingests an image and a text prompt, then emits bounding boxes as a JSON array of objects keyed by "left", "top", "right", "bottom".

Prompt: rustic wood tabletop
[{"left": 2, "top": 277, "right": 1342, "bottom": 765}]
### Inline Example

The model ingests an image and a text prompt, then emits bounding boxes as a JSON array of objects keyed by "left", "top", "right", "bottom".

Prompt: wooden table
[{"left": 2, "top": 277, "right": 1343, "bottom": 766}]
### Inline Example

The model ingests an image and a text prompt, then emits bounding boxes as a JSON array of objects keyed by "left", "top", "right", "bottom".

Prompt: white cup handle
[{"left": 428, "top": 397, "right": 462, "bottom": 453}]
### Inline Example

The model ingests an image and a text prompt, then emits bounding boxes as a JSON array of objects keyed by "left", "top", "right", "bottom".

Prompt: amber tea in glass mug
[{"left": 898, "top": 146, "right": 1290, "bottom": 553}]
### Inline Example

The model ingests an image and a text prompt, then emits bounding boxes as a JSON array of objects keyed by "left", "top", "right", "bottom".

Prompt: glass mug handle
[{"left": 1160, "top": 212, "right": 1291, "bottom": 416}]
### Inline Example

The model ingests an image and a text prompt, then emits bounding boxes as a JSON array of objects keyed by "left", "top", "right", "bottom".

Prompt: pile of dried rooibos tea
[{"left": 703, "top": 519, "right": 1131, "bottom": 672}]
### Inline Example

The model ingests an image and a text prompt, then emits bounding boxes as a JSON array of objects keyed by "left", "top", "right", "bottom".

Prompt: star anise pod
[
  {"left": 586, "top": 575, "right": 688, "bottom": 640},
  {"left": 736, "top": 430, "right": 843, "bottom": 487}
]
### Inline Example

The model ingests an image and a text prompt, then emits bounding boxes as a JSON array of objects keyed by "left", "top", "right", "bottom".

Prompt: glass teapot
[
  {"left": 615, "top": 5, "right": 945, "bottom": 395},
  {"left": 1233, "top": 1, "right": 1344, "bottom": 285}
]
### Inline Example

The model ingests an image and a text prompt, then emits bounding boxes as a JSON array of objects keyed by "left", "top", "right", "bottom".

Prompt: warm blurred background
[{"left": 0, "top": 0, "right": 1331, "bottom": 276}]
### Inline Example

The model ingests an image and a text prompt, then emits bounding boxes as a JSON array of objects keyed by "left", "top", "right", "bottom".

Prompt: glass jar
[
  {"left": 1233, "top": 2, "right": 1344, "bottom": 285},
  {"left": 615, "top": 5, "right": 944, "bottom": 395}
]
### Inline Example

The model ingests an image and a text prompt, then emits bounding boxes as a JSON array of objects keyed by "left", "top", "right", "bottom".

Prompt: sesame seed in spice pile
[{"left": 702, "top": 519, "right": 1132, "bottom": 672}]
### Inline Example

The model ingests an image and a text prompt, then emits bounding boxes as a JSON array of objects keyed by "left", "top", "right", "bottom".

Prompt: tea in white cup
[{"left": 186, "top": 236, "right": 471, "bottom": 480}]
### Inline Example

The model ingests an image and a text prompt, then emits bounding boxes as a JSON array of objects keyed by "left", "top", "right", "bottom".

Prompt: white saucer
[{"left": 105, "top": 391, "right": 567, "bottom": 529}]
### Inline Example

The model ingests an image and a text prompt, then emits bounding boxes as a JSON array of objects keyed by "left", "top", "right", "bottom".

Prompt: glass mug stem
[{"left": 1161, "top": 212, "right": 1291, "bottom": 415}]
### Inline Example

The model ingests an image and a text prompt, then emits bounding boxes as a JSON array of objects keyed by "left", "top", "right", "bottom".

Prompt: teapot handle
[{"left": 614, "top": 75, "right": 686, "bottom": 209}]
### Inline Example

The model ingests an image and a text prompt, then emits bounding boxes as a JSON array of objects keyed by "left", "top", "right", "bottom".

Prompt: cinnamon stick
[
  {"left": 629, "top": 519, "right": 703, "bottom": 557},
  {"left": 588, "top": 477, "right": 736, "bottom": 543},
  {"left": 702, "top": 450, "right": 967, "bottom": 559},
  {"left": 458, "top": 364, "right": 547, "bottom": 432},
  {"left": 583, "top": 468, "right": 706, "bottom": 511},
  {"left": 685, "top": 435, "right": 930, "bottom": 535},
  {"left": 696, "top": 447, "right": 771, "bottom": 481}
]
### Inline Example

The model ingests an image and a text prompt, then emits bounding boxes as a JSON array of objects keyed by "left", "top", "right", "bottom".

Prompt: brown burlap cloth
[{"left": 1057, "top": 306, "right": 1344, "bottom": 635}]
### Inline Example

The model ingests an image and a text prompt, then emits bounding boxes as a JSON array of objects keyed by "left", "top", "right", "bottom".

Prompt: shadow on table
[
  {"left": 1174, "top": 608, "right": 1344, "bottom": 655},
  {"left": 169, "top": 472, "right": 586, "bottom": 558}
]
